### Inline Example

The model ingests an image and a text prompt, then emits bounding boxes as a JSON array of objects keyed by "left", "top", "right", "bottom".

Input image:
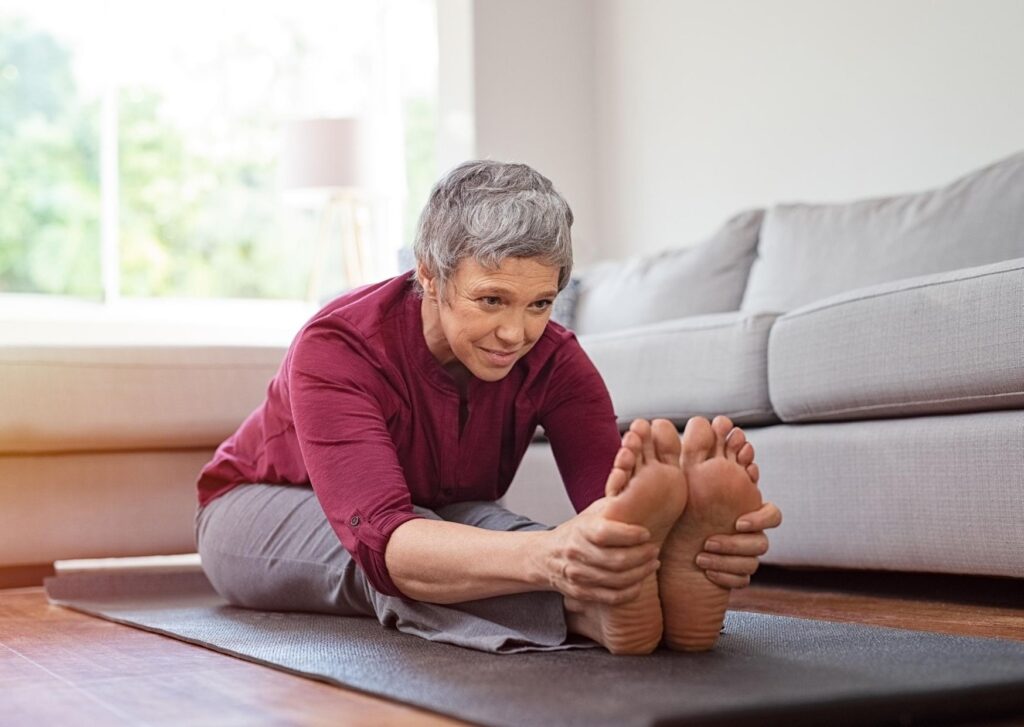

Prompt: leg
[
  {"left": 195, "top": 485, "right": 594, "bottom": 653},
  {"left": 196, "top": 484, "right": 377, "bottom": 617}
]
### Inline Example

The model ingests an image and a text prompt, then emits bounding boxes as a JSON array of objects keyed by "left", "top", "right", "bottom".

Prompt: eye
[
  {"left": 479, "top": 296, "right": 502, "bottom": 307},
  {"left": 532, "top": 299, "right": 554, "bottom": 311}
]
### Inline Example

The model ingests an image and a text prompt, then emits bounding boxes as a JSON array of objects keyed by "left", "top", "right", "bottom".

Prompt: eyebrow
[{"left": 475, "top": 286, "right": 558, "bottom": 299}]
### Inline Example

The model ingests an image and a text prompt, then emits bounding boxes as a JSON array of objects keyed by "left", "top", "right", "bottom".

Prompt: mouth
[{"left": 479, "top": 347, "right": 520, "bottom": 366}]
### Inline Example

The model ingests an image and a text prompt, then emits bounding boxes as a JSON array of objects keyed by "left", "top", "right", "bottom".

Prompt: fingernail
[
  {"left": 737, "top": 520, "right": 752, "bottom": 530},
  {"left": 695, "top": 555, "right": 711, "bottom": 568},
  {"left": 705, "top": 540, "right": 721, "bottom": 552}
]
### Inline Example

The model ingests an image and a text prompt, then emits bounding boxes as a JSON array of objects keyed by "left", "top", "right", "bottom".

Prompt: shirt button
[{"left": 349, "top": 515, "right": 361, "bottom": 526}]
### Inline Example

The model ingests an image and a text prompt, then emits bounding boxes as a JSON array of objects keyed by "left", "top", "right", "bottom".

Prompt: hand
[
  {"left": 696, "top": 501, "right": 782, "bottom": 589},
  {"left": 540, "top": 497, "right": 661, "bottom": 605}
]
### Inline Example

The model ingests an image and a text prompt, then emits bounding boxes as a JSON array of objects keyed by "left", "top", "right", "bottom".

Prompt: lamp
[{"left": 280, "top": 117, "right": 371, "bottom": 302}]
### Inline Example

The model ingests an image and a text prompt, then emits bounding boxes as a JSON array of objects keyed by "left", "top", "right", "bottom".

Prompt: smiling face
[{"left": 418, "top": 256, "right": 560, "bottom": 383}]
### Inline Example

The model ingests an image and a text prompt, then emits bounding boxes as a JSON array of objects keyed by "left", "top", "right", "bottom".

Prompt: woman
[{"left": 194, "top": 160, "right": 781, "bottom": 655}]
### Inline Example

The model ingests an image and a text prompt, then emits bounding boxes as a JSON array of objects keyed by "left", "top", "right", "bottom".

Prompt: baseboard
[{"left": 0, "top": 563, "right": 55, "bottom": 589}]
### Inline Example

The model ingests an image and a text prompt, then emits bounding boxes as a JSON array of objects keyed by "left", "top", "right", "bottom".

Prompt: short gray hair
[{"left": 410, "top": 160, "right": 574, "bottom": 298}]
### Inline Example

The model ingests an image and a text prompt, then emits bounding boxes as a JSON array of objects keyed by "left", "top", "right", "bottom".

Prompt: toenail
[
  {"left": 695, "top": 555, "right": 712, "bottom": 568},
  {"left": 705, "top": 540, "right": 721, "bottom": 552}
]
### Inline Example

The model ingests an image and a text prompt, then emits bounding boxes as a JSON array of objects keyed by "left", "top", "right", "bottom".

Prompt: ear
[{"left": 417, "top": 262, "right": 438, "bottom": 300}]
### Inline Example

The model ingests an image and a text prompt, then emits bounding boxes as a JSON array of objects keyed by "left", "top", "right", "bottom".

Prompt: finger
[
  {"left": 704, "top": 532, "right": 769, "bottom": 557},
  {"left": 735, "top": 502, "right": 782, "bottom": 531},
  {"left": 704, "top": 570, "right": 751, "bottom": 589},
  {"left": 570, "top": 538, "right": 658, "bottom": 574},
  {"left": 588, "top": 519, "right": 652, "bottom": 547},
  {"left": 694, "top": 553, "right": 760, "bottom": 576},
  {"left": 570, "top": 558, "right": 660, "bottom": 590},
  {"left": 592, "top": 542, "right": 661, "bottom": 572}
]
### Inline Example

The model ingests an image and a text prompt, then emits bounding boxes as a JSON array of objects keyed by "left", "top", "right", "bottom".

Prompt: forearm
[{"left": 384, "top": 518, "right": 552, "bottom": 604}]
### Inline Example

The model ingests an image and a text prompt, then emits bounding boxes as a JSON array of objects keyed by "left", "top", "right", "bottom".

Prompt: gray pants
[{"left": 195, "top": 483, "right": 596, "bottom": 654}]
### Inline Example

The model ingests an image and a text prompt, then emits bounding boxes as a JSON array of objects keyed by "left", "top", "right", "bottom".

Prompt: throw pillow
[
  {"left": 572, "top": 209, "right": 764, "bottom": 336},
  {"left": 741, "top": 150, "right": 1024, "bottom": 314}
]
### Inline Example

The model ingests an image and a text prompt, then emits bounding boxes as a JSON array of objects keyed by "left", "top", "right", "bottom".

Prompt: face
[{"left": 418, "top": 256, "right": 560, "bottom": 383}]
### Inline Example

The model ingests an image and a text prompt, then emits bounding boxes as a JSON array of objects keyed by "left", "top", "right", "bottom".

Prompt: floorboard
[{"left": 2, "top": 566, "right": 1022, "bottom": 725}]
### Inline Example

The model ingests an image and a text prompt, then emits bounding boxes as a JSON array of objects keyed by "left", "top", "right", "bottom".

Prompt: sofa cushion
[
  {"left": 751, "top": 411, "right": 1024, "bottom": 578},
  {"left": 742, "top": 151, "right": 1024, "bottom": 314},
  {"left": 768, "top": 257, "right": 1024, "bottom": 423},
  {"left": 549, "top": 276, "right": 581, "bottom": 329},
  {"left": 0, "top": 345, "right": 285, "bottom": 454},
  {"left": 573, "top": 209, "right": 763, "bottom": 335},
  {"left": 578, "top": 311, "right": 779, "bottom": 428}
]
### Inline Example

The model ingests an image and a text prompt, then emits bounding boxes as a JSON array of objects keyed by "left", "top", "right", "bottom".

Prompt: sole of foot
[
  {"left": 659, "top": 415, "right": 763, "bottom": 652},
  {"left": 565, "top": 418, "right": 688, "bottom": 655}
]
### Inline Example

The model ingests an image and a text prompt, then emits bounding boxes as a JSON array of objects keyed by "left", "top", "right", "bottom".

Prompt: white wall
[
  {"left": 470, "top": 0, "right": 1024, "bottom": 262},
  {"left": 470, "top": 0, "right": 601, "bottom": 265},
  {"left": 436, "top": 0, "right": 476, "bottom": 172}
]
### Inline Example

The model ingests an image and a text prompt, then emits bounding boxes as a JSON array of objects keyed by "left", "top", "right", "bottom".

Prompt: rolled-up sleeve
[
  {"left": 538, "top": 336, "right": 621, "bottom": 513},
  {"left": 289, "top": 320, "right": 422, "bottom": 597}
]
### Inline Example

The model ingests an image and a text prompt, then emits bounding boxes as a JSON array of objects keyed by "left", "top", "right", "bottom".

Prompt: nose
[{"left": 495, "top": 310, "right": 526, "bottom": 347}]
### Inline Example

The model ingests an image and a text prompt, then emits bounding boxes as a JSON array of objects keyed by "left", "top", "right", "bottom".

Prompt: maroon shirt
[{"left": 196, "top": 271, "right": 621, "bottom": 597}]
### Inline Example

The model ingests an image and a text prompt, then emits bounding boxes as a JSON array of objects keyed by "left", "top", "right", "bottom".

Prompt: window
[{"left": 0, "top": 0, "right": 438, "bottom": 308}]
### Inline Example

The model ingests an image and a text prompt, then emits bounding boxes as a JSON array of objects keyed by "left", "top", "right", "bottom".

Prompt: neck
[{"left": 420, "top": 294, "right": 471, "bottom": 392}]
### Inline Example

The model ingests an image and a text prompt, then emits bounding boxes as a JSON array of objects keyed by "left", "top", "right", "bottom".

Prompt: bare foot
[
  {"left": 564, "top": 419, "right": 687, "bottom": 655},
  {"left": 659, "top": 415, "right": 763, "bottom": 651}
]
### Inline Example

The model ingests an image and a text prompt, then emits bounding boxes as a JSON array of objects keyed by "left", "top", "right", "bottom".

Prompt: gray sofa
[{"left": 505, "top": 151, "right": 1024, "bottom": 580}]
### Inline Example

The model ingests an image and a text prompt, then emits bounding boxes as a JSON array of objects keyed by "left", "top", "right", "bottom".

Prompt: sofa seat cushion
[
  {"left": 751, "top": 411, "right": 1024, "bottom": 579},
  {"left": 768, "top": 257, "right": 1024, "bottom": 423},
  {"left": 0, "top": 345, "right": 285, "bottom": 454},
  {"left": 742, "top": 151, "right": 1024, "bottom": 314},
  {"left": 579, "top": 311, "right": 779, "bottom": 428}
]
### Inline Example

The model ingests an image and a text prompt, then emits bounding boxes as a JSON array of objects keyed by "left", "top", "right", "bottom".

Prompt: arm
[
  {"left": 386, "top": 498, "right": 659, "bottom": 604},
  {"left": 290, "top": 323, "right": 425, "bottom": 597}
]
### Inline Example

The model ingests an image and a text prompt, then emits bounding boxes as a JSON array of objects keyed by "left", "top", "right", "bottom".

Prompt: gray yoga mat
[{"left": 45, "top": 569, "right": 1024, "bottom": 727}]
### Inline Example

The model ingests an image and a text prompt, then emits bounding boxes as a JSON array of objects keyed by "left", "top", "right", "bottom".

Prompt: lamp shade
[{"left": 279, "top": 117, "right": 369, "bottom": 191}]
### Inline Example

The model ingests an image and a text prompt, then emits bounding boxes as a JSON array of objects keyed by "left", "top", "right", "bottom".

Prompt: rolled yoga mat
[{"left": 44, "top": 568, "right": 1024, "bottom": 727}]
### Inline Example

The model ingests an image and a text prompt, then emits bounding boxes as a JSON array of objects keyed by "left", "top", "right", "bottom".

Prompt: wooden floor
[{"left": 2, "top": 566, "right": 1023, "bottom": 726}]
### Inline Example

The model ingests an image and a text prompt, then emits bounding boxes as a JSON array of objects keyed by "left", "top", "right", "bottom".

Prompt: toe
[
  {"left": 725, "top": 427, "right": 746, "bottom": 461},
  {"left": 746, "top": 462, "right": 760, "bottom": 484},
  {"left": 630, "top": 419, "right": 656, "bottom": 463},
  {"left": 711, "top": 415, "right": 733, "bottom": 457},
  {"left": 613, "top": 444, "right": 638, "bottom": 475},
  {"left": 680, "top": 416, "right": 716, "bottom": 461},
  {"left": 651, "top": 418, "right": 681, "bottom": 465},
  {"left": 711, "top": 415, "right": 734, "bottom": 437},
  {"left": 737, "top": 442, "right": 755, "bottom": 467},
  {"left": 621, "top": 430, "right": 644, "bottom": 465},
  {"left": 605, "top": 465, "right": 630, "bottom": 497}
]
